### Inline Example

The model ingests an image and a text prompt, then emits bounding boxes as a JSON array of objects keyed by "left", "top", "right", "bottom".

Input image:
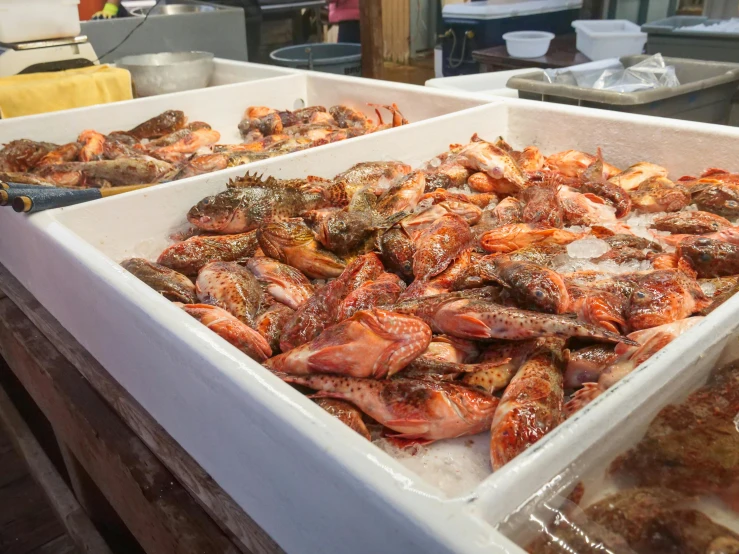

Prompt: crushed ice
[
  {"left": 566, "top": 237, "right": 611, "bottom": 259},
  {"left": 701, "top": 281, "right": 717, "bottom": 297},
  {"left": 376, "top": 433, "right": 491, "bottom": 498}
]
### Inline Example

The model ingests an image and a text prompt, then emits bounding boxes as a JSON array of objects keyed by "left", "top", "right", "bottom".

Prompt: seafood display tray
[
  {"left": 497, "top": 313, "right": 739, "bottom": 549},
  {"left": 5, "top": 99, "right": 739, "bottom": 553},
  {"left": 0, "top": 70, "right": 486, "bottom": 172},
  {"left": 196, "top": 57, "right": 297, "bottom": 87}
]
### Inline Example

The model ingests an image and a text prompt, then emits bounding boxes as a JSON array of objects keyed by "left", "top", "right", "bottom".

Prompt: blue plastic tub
[
  {"left": 441, "top": 0, "right": 582, "bottom": 76},
  {"left": 269, "top": 43, "right": 361, "bottom": 76}
]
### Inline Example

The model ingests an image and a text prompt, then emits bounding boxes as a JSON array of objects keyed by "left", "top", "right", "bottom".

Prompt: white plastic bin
[
  {"left": 572, "top": 19, "right": 647, "bottom": 60},
  {"left": 426, "top": 68, "right": 541, "bottom": 98},
  {"left": 0, "top": 0, "right": 81, "bottom": 44},
  {"left": 6, "top": 99, "right": 739, "bottom": 554}
]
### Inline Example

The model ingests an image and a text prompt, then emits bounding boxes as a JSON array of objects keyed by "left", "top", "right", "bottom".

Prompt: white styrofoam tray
[
  {"left": 209, "top": 58, "right": 296, "bottom": 87},
  {"left": 0, "top": 70, "right": 487, "bottom": 178},
  {"left": 4, "top": 98, "right": 739, "bottom": 553},
  {"left": 426, "top": 69, "right": 535, "bottom": 100},
  {"left": 497, "top": 318, "right": 739, "bottom": 548}
]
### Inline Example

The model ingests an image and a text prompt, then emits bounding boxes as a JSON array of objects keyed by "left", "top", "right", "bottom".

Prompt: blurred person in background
[
  {"left": 79, "top": 0, "right": 128, "bottom": 19},
  {"left": 329, "top": 0, "right": 360, "bottom": 43}
]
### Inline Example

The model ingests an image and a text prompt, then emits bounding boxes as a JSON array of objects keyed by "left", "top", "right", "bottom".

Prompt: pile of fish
[
  {"left": 528, "top": 360, "right": 739, "bottom": 553},
  {"left": 238, "top": 103, "right": 407, "bottom": 150},
  {"left": 122, "top": 133, "right": 739, "bottom": 473},
  {"left": 0, "top": 104, "right": 407, "bottom": 189}
]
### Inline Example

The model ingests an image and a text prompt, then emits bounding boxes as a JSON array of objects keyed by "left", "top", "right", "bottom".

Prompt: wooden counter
[{"left": 0, "top": 263, "right": 284, "bottom": 554}]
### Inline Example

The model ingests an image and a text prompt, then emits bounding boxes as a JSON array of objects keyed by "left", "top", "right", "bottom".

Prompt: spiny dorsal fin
[{"left": 227, "top": 171, "right": 283, "bottom": 189}]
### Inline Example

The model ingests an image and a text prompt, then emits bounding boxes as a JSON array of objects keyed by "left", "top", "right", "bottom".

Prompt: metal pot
[{"left": 116, "top": 51, "right": 215, "bottom": 97}]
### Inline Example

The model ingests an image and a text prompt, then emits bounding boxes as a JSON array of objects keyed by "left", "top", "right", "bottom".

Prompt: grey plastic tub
[
  {"left": 642, "top": 16, "right": 739, "bottom": 62},
  {"left": 269, "top": 43, "right": 361, "bottom": 76},
  {"left": 506, "top": 54, "right": 739, "bottom": 123}
]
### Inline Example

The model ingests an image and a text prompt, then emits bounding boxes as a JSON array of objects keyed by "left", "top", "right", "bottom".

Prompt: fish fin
[
  {"left": 590, "top": 225, "right": 615, "bottom": 238},
  {"left": 582, "top": 192, "right": 607, "bottom": 205},
  {"left": 384, "top": 419, "right": 431, "bottom": 429},
  {"left": 677, "top": 257, "right": 698, "bottom": 280},
  {"left": 563, "top": 383, "right": 602, "bottom": 418},
  {"left": 372, "top": 210, "right": 408, "bottom": 231},
  {"left": 270, "top": 370, "right": 307, "bottom": 387},
  {"left": 383, "top": 435, "right": 435, "bottom": 448},
  {"left": 453, "top": 314, "right": 492, "bottom": 339},
  {"left": 306, "top": 391, "right": 342, "bottom": 400},
  {"left": 306, "top": 347, "right": 351, "bottom": 373}
]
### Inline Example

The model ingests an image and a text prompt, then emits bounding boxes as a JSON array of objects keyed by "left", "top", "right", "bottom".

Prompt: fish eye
[
  {"left": 634, "top": 291, "right": 647, "bottom": 299},
  {"left": 728, "top": 201, "right": 739, "bottom": 209},
  {"left": 534, "top": 289, "right": 545, "bottom": 298},
  {"left": 203, "top": 198, "right": 210, "bottom": 205},
  {"left": 699, "top": 252, "right": 712, "bottom": 263}
]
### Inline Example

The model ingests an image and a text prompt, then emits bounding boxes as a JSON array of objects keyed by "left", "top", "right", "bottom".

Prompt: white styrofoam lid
[{"left": 443, "top": 0, "right": 582, "bottom": 20}]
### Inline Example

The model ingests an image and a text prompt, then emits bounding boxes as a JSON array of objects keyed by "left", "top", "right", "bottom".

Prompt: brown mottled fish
[
  {"left": 276, "top": 373, "right": 498, "bottom": 444},
  {"left": 157, "top": 231, "right": 259, "bottom": 275},
  {"left": 129, "top": 110, "right": 187, "bottom": 140},
  {"left": 195, "top": 262, "right": 264, "bottom": 326},
  {"left": 265, "top": 308, "right": 431, "bottom": 379},
  {"left": 314, "top": 398, "right": 371, "bottom": 440},
  {"left": 121, "top": 258, "right": 196, "bottom": 303},
  {"left": 393, "top": 290, "right": 637, "bottom": 344},
  {"left": 188, "top": 174, "right": 333, "bottom": 234},
  {"left": 178, "top": 303, "right": 271, "bottom": 362},
  {"left": 257, "top": 218, "right": 346, "bottom": 279}
]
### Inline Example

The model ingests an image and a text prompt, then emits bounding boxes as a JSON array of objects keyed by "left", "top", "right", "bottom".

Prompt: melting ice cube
[{"left": 566, "top": 237, "right": 611, "bottom": 259}]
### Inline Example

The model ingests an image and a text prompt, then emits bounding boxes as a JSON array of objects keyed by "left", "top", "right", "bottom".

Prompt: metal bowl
[
  {"left": 129, "top": 4, "right": 221, "bottom": 16},
  {"left": 116, "top": 51, "right": 215, "bottom": 97}
]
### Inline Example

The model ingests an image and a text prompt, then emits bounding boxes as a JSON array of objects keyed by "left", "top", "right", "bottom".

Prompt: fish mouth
[{"left": 187, "top": 203, "right": 233, "bottom": 231}]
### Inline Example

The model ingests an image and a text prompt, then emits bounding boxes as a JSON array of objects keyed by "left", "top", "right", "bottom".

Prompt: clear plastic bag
[
  {"left": 542, "top": 54, "right": 680, "bottom": 93},
  {"left": 498, "top": 338, "right": 739, "bottom": 553}
]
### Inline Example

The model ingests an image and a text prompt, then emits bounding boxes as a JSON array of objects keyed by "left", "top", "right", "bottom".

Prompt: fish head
[
  {"left": 256, "top": 219, "right": 314, "bottom": 260},
  {"left": 694, "top": 182, "right": 739, "bottom": 216},
  {"left": 439, "top": 200, "right": 482, "bottom": 226},
  {"left": 627, "top": 270, "right": 691, "bottom": 330},
  {"left": 511, "top": 262, "right": 571, "bottom": 314},
  {"left": 679, "top": 236, "right": 739, "bottom": 277},
  {"left": 315, "top": 209, "right": 368, "bottom": 255},
  {"left": 480, "top": 223, "right": 535, "bottom": 254},
  {"left": 380, "top": 227, "right": 415, "bottom": 279},
  {"left": 187, "top": 191, "right": 241, "bottom": 231}
]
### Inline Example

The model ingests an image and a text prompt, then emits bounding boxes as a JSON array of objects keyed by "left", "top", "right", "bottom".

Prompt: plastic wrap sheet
[
  {"left": 543, "top": 54, "right": 680, "bottom": 93},
  {"left": 499, "top": 335, "right": 739, "bottom": 553}
]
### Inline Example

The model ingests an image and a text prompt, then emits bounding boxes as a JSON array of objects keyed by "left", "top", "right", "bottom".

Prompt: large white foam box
[
  {"left": 0, "top": 0, "right": 81, "bottom": 44},
  {"left": 4, "top": 99, "right": 739, "bottom": 554}
]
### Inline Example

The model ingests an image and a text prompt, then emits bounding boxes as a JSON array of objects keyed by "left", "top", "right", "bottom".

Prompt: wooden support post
[{"left": 360, "top": 0, "right": 384, "bottom": 79}]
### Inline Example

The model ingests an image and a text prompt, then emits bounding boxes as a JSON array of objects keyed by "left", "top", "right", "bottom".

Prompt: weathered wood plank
[
  {"left": 0, "top": 264, "right": 283, "bottom": 554},
  {"left": 0, "top": 296, "right": 241, "bottom": 554},
  {"left": 0, "top": 381, "right": 112, "bottom": 554},
  {"left": 0, "top": 475, "right": 64, "bottom": 554},
  {"left": 361, "top": 0, "right": 384, "bottom": 78},
  {"left": 28, "top": 534, "right": 79, "bottom": 554}
]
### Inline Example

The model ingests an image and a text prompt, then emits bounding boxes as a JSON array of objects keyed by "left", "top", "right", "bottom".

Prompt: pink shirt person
[{"left": 328, "top": 0, "right": 359, "bottom": 24}]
